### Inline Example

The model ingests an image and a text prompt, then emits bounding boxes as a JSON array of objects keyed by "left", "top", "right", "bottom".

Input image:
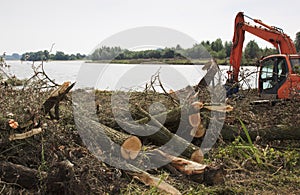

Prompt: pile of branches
[{"left": 0, "top": 60, "right": 230, "bottom": 194}]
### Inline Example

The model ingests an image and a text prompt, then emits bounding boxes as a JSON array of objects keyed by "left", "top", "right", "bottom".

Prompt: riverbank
[
  {"left": 88, "top": 58, "right": 260, "bottom": 66},
  {"left": 88, "top": 58, "right": 228, "bottom": 65}
]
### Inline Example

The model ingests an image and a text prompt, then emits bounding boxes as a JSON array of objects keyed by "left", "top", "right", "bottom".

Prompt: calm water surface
[{"left": 4, "top": 60, "right": 257, "bottom": 91}]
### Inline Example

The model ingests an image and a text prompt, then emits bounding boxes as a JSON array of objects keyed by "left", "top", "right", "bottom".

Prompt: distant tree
[
  {"left": 161, "top": 48, "right": 175, "bottom": 58},
  {"left": 54, "top": 51, "right": 69, "bottom": 60},
  {"left": 295, "top": 31, "right": 300, "bottom": 52},
  {"left": 69, "top": 54, "right": 77, "bottom": 60},
  {"left": 21, "top": 50, "right": 85, "bottom": 61},
  {"left": 76, "top": 53, "right": 86, "bottom": 59},
  {"left": 261, "top": 47, "right": 277, "bottom": 57},
  {"left": 224, "top": 41, "right": 232, "bottom": 57},
  {"left": 42, "top": 50, "right": 49, "bottom": 60},
  {"left": 244, "top": 40, "right": 261, "bottom": 60},
  {"left": 216, "top": 49, "right": 226, "bottom": 59},
  {"left": 211, "top": 38, "right": 224, "bottom": 52}
]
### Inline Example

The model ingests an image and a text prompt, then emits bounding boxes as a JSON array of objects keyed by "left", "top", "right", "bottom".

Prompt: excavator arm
[{"left": 229, "top": 12, "right": 297, "bottom": 83}]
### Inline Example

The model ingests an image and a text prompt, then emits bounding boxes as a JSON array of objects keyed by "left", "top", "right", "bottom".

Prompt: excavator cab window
[
  {"left": 290, "top": 58, "right": 300, "bottom": 74},
  {"left": 259, "top": 57, "right": 287, "bottom": 94}
]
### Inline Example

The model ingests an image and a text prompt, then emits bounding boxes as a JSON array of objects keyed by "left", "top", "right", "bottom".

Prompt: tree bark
[
  {"left": 117, "top": 119, "right": 203, "bottom": 163},
  {"left": 134, "top": 105, "right": 300, "bottom": 141},
  {"left": 74, "top": 115, "right": 142, "bottom": 160}
]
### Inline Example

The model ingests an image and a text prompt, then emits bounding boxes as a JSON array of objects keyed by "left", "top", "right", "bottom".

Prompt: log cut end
[
  {"left": 121, "top": 136, "right": 142, "bottom": 160},
  {"left": 190, "top": 125, "right": 205, "bottom": 138},
  {"left": 188, "top": 113, "right": 201, "bottom": 127},
  {"left": 191, "top": 149, "right": 204, "bottom": 163},
  {"left": 191, "top": 101, "right": 204, "bottom": 110}
]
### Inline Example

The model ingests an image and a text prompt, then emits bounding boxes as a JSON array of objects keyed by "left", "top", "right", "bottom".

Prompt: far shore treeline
[
  {"left": 19, "top": 33, "right": 300, "bottom": 65},
  {"left": 20, "top": 51, "right": 86, "bottom": 61},
  {"left": 87, "top": 40, "right": 278, "bottom": 65}
]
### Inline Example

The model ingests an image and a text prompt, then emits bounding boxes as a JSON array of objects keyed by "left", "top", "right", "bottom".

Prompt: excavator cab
[{"left": 259, "top": 55, "right": 300, "bottom": 99}]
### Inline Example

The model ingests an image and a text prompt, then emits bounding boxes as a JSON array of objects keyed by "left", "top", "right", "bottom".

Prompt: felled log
[
  {"left": 135, "top": 106, "right": 183, "bottom": 131},
  {"left": 0, "top": 161, "right": 46, "bottom": 189},
  {"left": 135, "top": 104, "right": 203, "bottom": 138},
  {"left": 135, "top": 103, "right": 232, "bottom": 139},
  {"left": 74, "top": 115, "right": 142, "bottom": 160},
  {"left": 135, "top": 101, "right": 300, "bottom": 141},
  {"left": 117, "top": 119, "right": 204, "bottom": 163},
  {"left": 43, "top": 81, "right": 75, "bottom": 119},
  {"left": 118, "top": 108, "right": 203, "bottom": 162}
]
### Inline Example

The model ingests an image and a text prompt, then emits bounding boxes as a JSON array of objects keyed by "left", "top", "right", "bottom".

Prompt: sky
[{"left": 0, "top": 0, "right": 299, "bottom": 55}]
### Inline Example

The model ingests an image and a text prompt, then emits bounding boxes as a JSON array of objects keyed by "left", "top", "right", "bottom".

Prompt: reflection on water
[{"left": 3, "top": 60, "right": 257, "bottom": 91}]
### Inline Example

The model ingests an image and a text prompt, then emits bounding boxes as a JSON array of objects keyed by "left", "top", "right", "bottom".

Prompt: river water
[{"left": 3, "top": 60, "right": 258, "bottom": 91}]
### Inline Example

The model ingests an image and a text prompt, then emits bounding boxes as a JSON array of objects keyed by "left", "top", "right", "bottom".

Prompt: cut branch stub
[
  {"left": 191, "top": 149, "right": 204, "bottom": 163},
  {"left": 191, "top": 101, "right": 204, "bottom": 110},
  {"left": 43, "top": 81, "right": 75, "bottom": 120},
  {"left": 9, "top": 127, "right": 43, "bottom": 141},
  {"left": 203, "top": 105, "right": 233, "bottom": 112},
  {"left": 121, "top": 136, "right": 142, "bottom": 160}
]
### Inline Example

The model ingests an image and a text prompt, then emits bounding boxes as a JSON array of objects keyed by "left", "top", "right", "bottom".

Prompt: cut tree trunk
[
  {"left": 74, "top": 115, "right": 142, "bottom": 160},
  {"left": 117, "top": 119, "right": 204, "bottom": 163},
  {"left": 135, "top": 104, "right": 207, "bottom": 138},
  {"left": 76, "top": 109, "right": 203, "bottom": 162},
  {"left": 135, "top": 104, "right": 300, "bottom": 141},
  {"left": 134, "top": 106, "right": 184, "bottom": 133}
]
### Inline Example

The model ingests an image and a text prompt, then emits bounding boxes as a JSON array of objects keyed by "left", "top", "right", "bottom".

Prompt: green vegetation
[{"left": 20, "top": 50, "right": 86, "bottom": 61}]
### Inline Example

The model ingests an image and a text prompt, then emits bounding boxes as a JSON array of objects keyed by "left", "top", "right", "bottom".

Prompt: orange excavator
[{"left": 226, "top": 12, "right": 300, "bottom": 99}]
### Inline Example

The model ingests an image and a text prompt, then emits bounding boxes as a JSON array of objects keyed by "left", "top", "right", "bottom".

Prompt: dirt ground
[{"left": 0, "top": 85, "right": 299, "bottom": 194}]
